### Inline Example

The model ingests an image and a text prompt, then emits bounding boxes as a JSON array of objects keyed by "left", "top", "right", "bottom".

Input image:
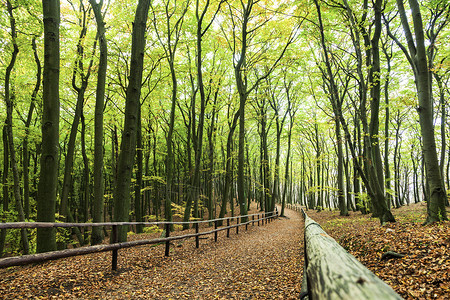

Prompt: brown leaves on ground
[
  {"left": 1, "top": 203, "right": 447, "bottom": 299},
  {"left": 0, "top": 208, "right": 303, "bottom": 299},
  {"left": 307, "top": 202, "right": 449, "bottom": 300}
]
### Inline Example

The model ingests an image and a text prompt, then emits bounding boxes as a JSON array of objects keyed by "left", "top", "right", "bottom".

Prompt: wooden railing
[
  {"left": 299, "top": 208, "right": 402, "bottom": 299},
  {"left": 0, "top": 211, "right": 278, "bottom": 271},
  {"left": 286, "top": 203, "right": 302, "bottom": 213}
]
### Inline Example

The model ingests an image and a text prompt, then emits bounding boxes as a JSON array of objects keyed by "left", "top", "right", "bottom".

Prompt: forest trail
[{"left": 0, "top": 207, "right": 303, "bottom": 299}]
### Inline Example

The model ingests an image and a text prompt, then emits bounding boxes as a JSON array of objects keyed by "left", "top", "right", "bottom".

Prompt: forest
[{"left": 0, "top": 0, "right": 449, "bottom": 256}]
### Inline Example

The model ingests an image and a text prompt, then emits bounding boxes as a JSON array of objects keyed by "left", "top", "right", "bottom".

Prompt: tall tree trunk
[
  {"left": 218, "top": 112, "right": 239, "bottom": 225},
  {"left": 23, "top": 37, "right": 41, "bottom": 220},
  {"left": 395, "top": 0, "right": 447, "bottom": 222},
  {"left": 0, "top": 127, "right": 10, "bottom": 256},
  {"left": 206, "top": 87, "right": 219, "bottom": 221},
  {"left": 152, "top": 0, "right": 189, "bottom": 228},
  {"left": 59, "top": 4, "right": 95, "bottom": 246},
  {"left": 314, "top": 0, "right": 347, "bottom": 216},
  {"left": 135, "top": 107, "right": 143, "bottom": 233},
  {"left": 183, "top": 0, "right": 222, "bottom": 224},
  {"left": 89, "top": 0, "right": 107, "bottom": 245},
  {"left": 382, "top": 39, "right": 393, "bottom": 209},
  {"left": 37, "top": 0, "right": 60, "bottom": 253},
  {"left": 281, "top": 114, "right": 294, "bottom": 217},
  {"left": 113, "top": 0, "right": 151, "bottom": 242},
  {"left": 4, "top": 0, "right": 29, "bottom": 254},
  {"left": 366, "top": 0, "right": 393, "bottom": 222},
  {"left": 80, "top": 112, "right": 89, "bottom": 226}
]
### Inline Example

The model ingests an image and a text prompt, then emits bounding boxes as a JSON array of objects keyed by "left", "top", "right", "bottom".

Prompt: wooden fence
[
  {"left": 299, "top": 208, "right": 402, "bottom": 299},
  {"left": 0, "top": 211, "right": 278, "bottom": 271}
]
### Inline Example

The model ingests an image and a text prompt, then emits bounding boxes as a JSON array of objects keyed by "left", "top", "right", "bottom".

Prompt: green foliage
[
  {"left": 355, "top": 192, "right": 371, "bottom": 213},
  {"left": 0, "top": 209, "right": 37, "bottom": 255},
  {"left": 143, "top": 225, "right": 163, "bottom": 234}
]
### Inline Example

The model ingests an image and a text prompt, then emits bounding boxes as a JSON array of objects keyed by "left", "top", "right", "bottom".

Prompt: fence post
[
  {"left": 252, "top": 215, "right": 254, "bottom": 226},
  {"left": 227, "top": 218, "right": 230, "bottom": 237},
  {"left": 111, "top": 225, "right": 118, "bottom": 271},
  {"left": 165, "top": 223, "right": 170, "bottom": 257},
  {"left": 236, "top": 217, "right": 239, "bottom": 235},
  {"left": 214, "top": 220, "right": 218, "bottom": 242},
  {"left": 195, "top": 223, "right": 199, "bottom": 248}
]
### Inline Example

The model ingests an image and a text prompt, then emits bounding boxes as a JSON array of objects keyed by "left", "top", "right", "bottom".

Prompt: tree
[
  {"left": 113, "top": 0, "right": 151, "bottom": 242},
  {"left": 59, "top": 0, "right": 95, "bottom": 246},
  {"left": 151, "top": 0, "right": 190, "bottom": 228},
  {"left": 183, "top": 0, "right": 225, "bottom": 225},
  {"left": 226, "top": 0, "right": 298, "bottom": 217},
  {"left": 36, "top": 0, "right": 60, "bottom": 253},
  {"left": 89, "top": 0, "right": 108, "bottom": 245},
  {"left": 313, "top": 0, "right": 348, "bottom": 217},
  {"left": 389, "top": 0, "right": 448, "bottom": 223}
]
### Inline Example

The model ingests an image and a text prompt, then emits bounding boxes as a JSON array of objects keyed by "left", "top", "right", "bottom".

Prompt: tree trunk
[
  {"left": 218, "top": 112, "right": 239, "bottom": 225},
  {"left": 1, "top": 127, "right": 10, "bottom": 256},
  {"left": 37, "top": 0, "right": 60, "bottom": 253},
  {"left": 80, "top": 112, "right": 89, "bottom": 226},
  {"left": 3, "top": 0, "right": 29, "bottom": 254},
  {"left": 113, "top": 0, "right": 151, "bottom": 242},
  {"left": 23, "top": 37, "right": 41, "bottom": 220},
  {"left": 135, "top": 108, "right": 143, "bottom": 233},
  {"left": 395, "top": 0, "right": 447, "bottom": 222},
  {"left": 89, "top": 0, "right": 107, "bottom": 245}
]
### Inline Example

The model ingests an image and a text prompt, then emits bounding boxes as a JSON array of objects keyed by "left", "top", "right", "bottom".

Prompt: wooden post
[
  {"left": 195, "top": 223, "right": 199, "bottom": 248},
  {"left": 111, "top": 225, "right": 118, "bottom": 271},
  {"left": 214, "top": 220, "right": 218, "bottom": 242},
  {"left": 252, "top": 215, "right": 254, "bottom": 226},
  {"left": 165, "top": 223, "right": 170, "bottom": 257},
  {"left": 236, "top": 217, "right": 239, "bottom": 234},
  {"left": 226, "top": 218, "right": 230, "bottom": 237},
  {"left": 302, "top": 211, "right": 402, "bottom": 299}
]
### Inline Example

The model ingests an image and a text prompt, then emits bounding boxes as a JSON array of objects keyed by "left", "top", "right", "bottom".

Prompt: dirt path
[{"left": 0, "top": 208, "right": 304, "bottom": 299}]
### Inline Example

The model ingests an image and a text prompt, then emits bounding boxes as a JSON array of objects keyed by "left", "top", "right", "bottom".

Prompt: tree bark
[
  {"left": 89, "top": 0, "right": 107, "bottom": 245},
  {"left": 395, "top": 0, "right": 447, "bottom": 222},
  {"left": 113, "top": 0, "right": 151, "bottom": 242},
  {"left": 37, "top": 0, "right": 60, "bottom": 253}
]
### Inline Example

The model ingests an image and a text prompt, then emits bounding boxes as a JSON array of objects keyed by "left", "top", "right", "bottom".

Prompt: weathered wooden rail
[
  {"left": 0, "top": 211, "right": 278, "bottom": 270},
  {"left": 299, "top": 208, "right": 403, "bottom": 299}
]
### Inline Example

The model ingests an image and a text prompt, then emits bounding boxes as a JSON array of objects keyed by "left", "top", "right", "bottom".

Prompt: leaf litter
[
  {"left": 1, "top": 202, "right": 447, "bottom": 299},
  {"left": 0, "top": 208, "right": 303, "bottom": 299}
]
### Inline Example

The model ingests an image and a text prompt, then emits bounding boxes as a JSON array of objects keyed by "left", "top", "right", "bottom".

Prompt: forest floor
[
  {"left": 307, "top": 202, "right": 449, "bottom": 300},
  {"left": 0, "top": 202, "right": 448, "bottom": 299},
  {"left": 0, "top": 206, "right": 303, "bottom": 299}
]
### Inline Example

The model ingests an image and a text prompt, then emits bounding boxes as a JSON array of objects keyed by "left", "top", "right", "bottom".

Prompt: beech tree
[
  {"left": 113, "top": 0, "right": 151, "bottom": 242},
  {"left": 89, "top": 0, "right": 108, "bottom": 245},
  {"left": 36, "top": 0, "right": 60, "bottom": 253},
  {"left": 389, "top": 0, "right": 448, "bottom": 223}
]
